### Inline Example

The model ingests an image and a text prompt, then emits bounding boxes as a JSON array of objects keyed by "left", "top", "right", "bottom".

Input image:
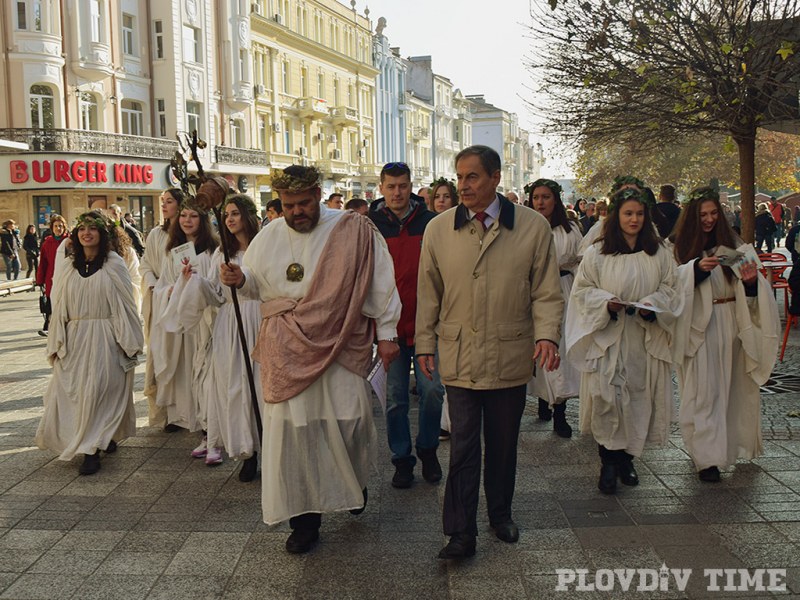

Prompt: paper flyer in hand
[
  {"left": 171, "top": 242, "right": 198, "bottom": 271},
  {"left": 367, "top": 356, "right": 387, "bottom": 414},
  {"left": 728, "top": 243, "right": 762, "bottom": 279},
  {"left": 714, "top": 245, "right": 744, "bottom": 267},
  {"left": 617, "top": 300, "right": 665, "bottom": 313}
]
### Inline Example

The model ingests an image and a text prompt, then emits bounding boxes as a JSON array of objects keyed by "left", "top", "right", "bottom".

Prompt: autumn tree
[
  {"left": 572, "top": 130, "right": 800, "bottom": 198},
  {"left": 527, "top": 0, "right": 800, "bottom": 241}
]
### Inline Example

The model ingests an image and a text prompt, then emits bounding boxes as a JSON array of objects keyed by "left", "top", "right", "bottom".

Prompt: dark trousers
[
  {"left": 442, "top": 384, "right": 526, "bottom": 537},
  {"left": 289, "top": 512, "right": 321, "bottom": 531},
  {"left": 598, "top": 445, "right": 633, "bottom": 465}
]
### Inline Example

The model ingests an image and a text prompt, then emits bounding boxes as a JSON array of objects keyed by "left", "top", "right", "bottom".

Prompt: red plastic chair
[
  {"left": 781, "top": 313, "right": 798, "bottom": 362},
  {"left": 758, "top": 253, "right": 790, "bottom": 319}
]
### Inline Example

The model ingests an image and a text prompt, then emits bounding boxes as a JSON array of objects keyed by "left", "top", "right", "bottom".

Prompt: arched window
[
  {"left": 30, "top": 85, "right": 55, "bottom": 129},
  {"left": 79, "top": 92, "right": 99, "bottom": 131}
]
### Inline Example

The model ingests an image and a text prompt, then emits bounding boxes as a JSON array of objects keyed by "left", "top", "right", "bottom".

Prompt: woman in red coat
[{"left": 36, "top": 214, "right": 68, "bottom": 336}]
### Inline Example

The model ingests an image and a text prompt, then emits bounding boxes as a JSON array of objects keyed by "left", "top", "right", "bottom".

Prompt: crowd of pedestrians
[{"left": 17, "top": 144, "right": 797, "bottom": 561}]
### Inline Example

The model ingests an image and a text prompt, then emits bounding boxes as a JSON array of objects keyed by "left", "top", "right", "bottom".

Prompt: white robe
[
  {"left": 151, "top": 246, "right": 216, "bottom": 432},
  {"left": 170, "top": 249, "right": 262, "bottom": 459},
  {"left": 35, "top": 252, "right": 143, "bottom": 460},
  {"left": 138, "top": 226, "right": 169, "bottom": 426},
  {"left": 578, "top": 218, "right": 605, "bottom": 257},
  {"left": 674, "top": 261, "right": 779, "bottom": 471},
  {"left": 565, "top": 244, "right": 682, "bottom": 457},
  {"left": 528, "top": 223, "right": 583, "bottom": 404},
  {"left": 239, "top": 207, "right": 401, "bottom": 525}
]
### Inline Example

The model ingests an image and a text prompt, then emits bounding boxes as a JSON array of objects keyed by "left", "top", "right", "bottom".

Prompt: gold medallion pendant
[{"left": 286, "top": 262, "right": 304, "bottom": 282}]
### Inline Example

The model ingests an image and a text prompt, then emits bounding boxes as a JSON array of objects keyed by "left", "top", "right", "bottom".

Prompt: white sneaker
[
  {"left": 191, "top": 437, "right": 207, "bottom": 458},
  {"left": 205, "top": 447, "right": 223, "bottom": 466}
]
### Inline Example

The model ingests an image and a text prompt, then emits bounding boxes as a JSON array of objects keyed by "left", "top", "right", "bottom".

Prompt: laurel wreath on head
[
  {"left": 608, "top": 187, "right": 655, "bottom": 213},
  {"left": 179, "top": 198, "right": 209, "bottom": 216},
  {"left": 525, "top": 178, "right": 563, "bottom": 198},
  {"left": 610, "top": 175, "right": 646, "bottom": 195},
  {"left": 682, "top": 186, "right": 718, "bottom": 207},
  {"left": 271, "top": 167, "right": 321, "bottom": 192}
]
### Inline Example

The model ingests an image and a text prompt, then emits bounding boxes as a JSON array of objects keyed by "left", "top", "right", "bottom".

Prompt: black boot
[
  {"left": 391, "top": 458, "right": 415, "bottom": 488},
  {"left": 597, "top": 445, "right": 617, "bottom": 495},
  {"left": 238, "top": 452, "right": 258, "bottom": 482},
  {"left": 79, "top": 450, "right": 101, "bottom": 475},
  {"left": 350, "top": 487, "right": 368, "bottom": 515},
  {"left": 417, "top": 447, "right": 442, "bottom": 483},
  {"left": 537, "top": 398, "right": 552, "bottom": 421},
  {"left": 553, "top": 402, "right": 572, "bottom": 438},
  {"left": 618, "top": 454, "right": 639, "bottom": 486},
  {"left": 698, "top": 466, "right": 721, "bottom": 482}
]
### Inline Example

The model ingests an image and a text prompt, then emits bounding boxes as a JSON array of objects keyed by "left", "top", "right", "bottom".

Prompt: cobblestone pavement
[{"left": 1, "top": 284, "right": 800, "bottom": 599}]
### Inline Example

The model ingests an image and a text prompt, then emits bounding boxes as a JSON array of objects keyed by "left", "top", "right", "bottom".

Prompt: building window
[
  {"left": 258, "top": 116, "right": 267, "bottom": 150},
  {"left": 79, "top": 92, "right": 99, "bottom": 131},
  {"left": 30, "top": 85, "right": 54, "bottom": 129},
  {"left": 239, "top": 49, "right": 247, "bottom": 81},
  {"left": 348, "top": 83, "right": 354, "bottom": 108},
  {"left": 33, "top": 0, "right": 42, "bottom": 31},
  {"left": 333, "top": 78, "right": 339, "bottom": 105},
  {"left": 186, "top": 101, "right": 202, "bottom": 137},
  {"left": 16, "top": 2, "right": 26, "bottom": 29},
  {"left": 33, "top": 196, "right": 62, "bottom": 233},
  {"left": 231, "top": 119, "right": 243, "bottom": 148},
  {"left": 183, "top": 25, "right": 202, "bottom": 63},
  {"left": 281, "top": 60, "right": 289, "bottom": 93},
  {"left": 157, "top": 99, "right": 166, "bottom": 137},
  {"left": 300, "top": 67, "right": 307, "bottom": 96},
  {"left": 317, "top": 72, "right": 324, "bottom": 98},
  {"left": 283, "top": 119, "right": 290, "bottom": 153},
  {"left": 90, "top": 0, "right": 104, "bottom": 43},
  {"left": 128, "top": 195, "right": 155, "bottom": 233},
  {"left": 121, "top": 100, "right": 144, "bottom": 136},
  {"left": 122, "top": 14, "right": 135, "bottom": 56},
  {"left": 153, "top": 20, "right": 164, "bottom": 59}
]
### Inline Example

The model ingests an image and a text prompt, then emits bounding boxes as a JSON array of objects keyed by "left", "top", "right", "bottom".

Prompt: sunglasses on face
[{"left": 381, "top": 162, "right": 410, "bottom": 173}]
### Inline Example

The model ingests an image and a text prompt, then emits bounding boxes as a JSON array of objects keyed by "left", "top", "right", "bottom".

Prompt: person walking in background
[
  {"left": 36, "top": 214, "right": 68, "bottom": 337},
  {"left": 416, "top": 145, "right": 563, "bottom": 558},
  {"left": 566, "top": 187, "right": 682, "bottom": 495},
  {"left": 672, "top": 188, "right": 778, "bottom": 482},
  {"left": 527, "top": 179, "right": 582, "bottom": 438},
  {"left": 1, "top": 219, "right": 22, "bottom": 280},
  {"left": 755, "top": 203, "right": 777, "bottom": 253},
  {"left": 262, "top": 199, "right": 283, "bottom": 227},
  {"left": 369, "top": 162, "right": 445, "bottom": 488},
  {"left": 35, "top": 212, "right": 143, "bottom": 475},
  {"left": 23, "top": 225, "right": 39, "bottom": 278}
]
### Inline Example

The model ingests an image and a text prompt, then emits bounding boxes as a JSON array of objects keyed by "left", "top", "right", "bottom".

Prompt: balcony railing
[
  {"left": 330, "top": 106, "right": 359, "bottom": 125},
  {"left": 215, "top": 146, "right": 268, "bottom": 167},
  {"left": 411, "top": 126, "right": 429, "bottom": 139},
  {"left": 0, "top": 128, "right": 178, "bottom": 160}
]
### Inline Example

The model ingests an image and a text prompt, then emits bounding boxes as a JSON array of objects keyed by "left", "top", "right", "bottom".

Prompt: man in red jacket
[{"left": 369, "top": 162, "right": 445, "bottom": 488}]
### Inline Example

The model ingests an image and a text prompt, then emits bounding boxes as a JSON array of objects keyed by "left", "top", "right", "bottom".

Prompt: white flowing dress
[
  {"left": 528, "top": 223, "right": 583, "bottom": 405},
  {"left": 674, "top": 260, "right": 779, "bottom": 471},
  {"left": 138, "top": 226, "right": 168, "bottom": 426},
  {"left": 169, "top": 249, "right": 262, "bottom": 459},
  {"left": 35, "top": 252, "right": 143, "bottom": 459},
  {"left": 151, "top": 247, "right": 216, "bottom": 432},
  {"left": 565, "top": 243, "right": 682, "bottom": 456},
  {"left": 239, "top": 208, "right": 401, "bottom": 525}
]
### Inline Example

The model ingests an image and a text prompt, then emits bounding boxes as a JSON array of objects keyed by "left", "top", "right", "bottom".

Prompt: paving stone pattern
[{"left": 1, "top": 286, "right": 799, "bottom": 599}]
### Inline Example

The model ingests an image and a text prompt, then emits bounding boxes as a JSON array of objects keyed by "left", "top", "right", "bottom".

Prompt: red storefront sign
[{"left": 9, "top": 159, "right": 154, "bottom": 185}]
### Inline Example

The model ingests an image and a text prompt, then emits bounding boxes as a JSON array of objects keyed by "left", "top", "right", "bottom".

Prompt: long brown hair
[
  {"left": 166, "top": 205, "right": 219, "bottom": 255},
  {"left": 600, "top": 189, "right": 661, "bottom": 256},
  {"left": 162, "top": 187, "right": 185, "bottom": 233},
  {"left": 69, "top": 211, "right": 114, "bottom": 270},
  {"left": 222, "top": 194, "right": 260, "bottom": 254},
  {"left": 673, "top": 187, "right": 739, "bottom": 279}
]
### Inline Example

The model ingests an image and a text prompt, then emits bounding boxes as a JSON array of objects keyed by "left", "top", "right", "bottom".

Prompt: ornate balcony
[
  {"left": 0, "top": 128, "right": 178, "bottom": 160},
  {"left": 297, "top": 97, "right": 329, "bottom": 119},
  {"left": 316, "top": 158, "right": 351, "bottom": 176},
  {"left": 330, "top": 106, "right": 359, "bottom": 126},
  {"left": 215, "top": 146, "right": 268, "bottom": 167},
  {"left": 411, "top": 126, "right": 429, "bottom": 139}
]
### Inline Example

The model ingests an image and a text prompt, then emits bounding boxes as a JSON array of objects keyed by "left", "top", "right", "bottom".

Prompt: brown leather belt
[{"left": 712, "top": 297, "right": 736, "bottom": 304}]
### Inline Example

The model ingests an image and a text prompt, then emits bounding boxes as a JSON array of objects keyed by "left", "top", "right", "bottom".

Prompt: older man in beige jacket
[{"left": 416, "top": 145, "right": 563, "bottom": 559}]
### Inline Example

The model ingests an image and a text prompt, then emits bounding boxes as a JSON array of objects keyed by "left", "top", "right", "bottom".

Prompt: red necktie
[{"left": 474, "top": 211, "right": 488, "bottom": 231}]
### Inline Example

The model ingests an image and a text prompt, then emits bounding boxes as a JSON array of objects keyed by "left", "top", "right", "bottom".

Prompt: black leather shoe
[
  {"left": 492, "top": 521, "right": 520, "bottom": 543},
  {"left": 238, "top": 453, "right": 258, "bottom": 482},
  {"left": 537, "top": 398, "right": 552, "bottom": 421},
  {"left": 698, "top": 466, "right": 721, "bottom": 482},
  {"left": 79, "top": 451, "right": 101, "bottom": 476},
  {"left": 438, "top": 533, "right": 476, "bottom": 559},
  {"left": 418, "top": 448, "right": 442, "bottom": 483},
  {"left": 163, "top": 423, "right": 182, "bottom": 433},
  {"left": 618, "top": 460, "right": 639, "bottom": 486},
  {"left": 598, "top": 464, "right": 617, "bottom": 494},
  {"left": 391, "top": 462, "right": 414, "bottom": 488},
  {"left": 104, "top": 440, "right": 117, "bottom": 454},
  {"left": 350, "top": 487, "right": 368, "bottom": 515},
  {"left": 553, "top": 403, "right": 572, "bottom": 438},
  {"left": 285, "top": 528, "right": 319, "bottom": 554}
]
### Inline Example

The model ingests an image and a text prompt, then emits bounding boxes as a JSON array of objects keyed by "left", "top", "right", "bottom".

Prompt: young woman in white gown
[
  {"left": 672, "top": 187, "right": 778, "bottom": 482},
  {"left": 169, "top": 194, "right": 263, "bottom": 479},
  {"left": 566, "top": 188, "right": 682, "bottom": 494},
  {"left": 139, "top": 188, "right": 182, "bottom": 430},
  {"left": 35, "top": 211, "right": 143, "bottom": 475},
  {"left": 151, "top": 200, "right": 219, "bottom": 456},
  {"left": 527, "top": 179, "right": 583, "bottom": 437}
]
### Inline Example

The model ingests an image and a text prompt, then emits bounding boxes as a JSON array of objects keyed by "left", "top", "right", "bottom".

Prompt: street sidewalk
[{"left": 0, "top": 282, "right": 799, "bottom": 599}]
